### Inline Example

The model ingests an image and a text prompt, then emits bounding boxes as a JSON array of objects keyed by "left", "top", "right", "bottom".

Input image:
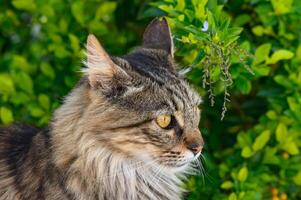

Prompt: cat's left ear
[{"left": 142, "top": 17, "right": 174, "bottom": 56}]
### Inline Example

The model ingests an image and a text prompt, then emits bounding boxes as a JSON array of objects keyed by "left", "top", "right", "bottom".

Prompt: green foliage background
[{"left": 1, "top": 0, "right": 301, "bottom": 199}]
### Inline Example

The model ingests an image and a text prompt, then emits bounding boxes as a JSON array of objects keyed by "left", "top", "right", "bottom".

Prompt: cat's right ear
[
  {"left": 142, "top": 17, "right": 174, "bottom": 56},
  {"left": 84, "top": 34, "right": 129, "bottom": 89}
]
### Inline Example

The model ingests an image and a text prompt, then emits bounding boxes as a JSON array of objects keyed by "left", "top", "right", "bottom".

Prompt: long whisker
[{"left": 197, "top": 154, "right": 215, "bottom": 184}]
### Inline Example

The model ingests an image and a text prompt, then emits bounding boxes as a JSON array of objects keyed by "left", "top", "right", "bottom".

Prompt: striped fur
[{"left": 0, "top": 18, "right": 204, "bottom": 200}]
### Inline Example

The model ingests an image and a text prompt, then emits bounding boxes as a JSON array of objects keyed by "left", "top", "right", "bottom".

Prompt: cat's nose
[
  {"left": 187, "top": 142, "right": 203, "bottom": 156},
  {"left": 184, "top": 129, "right": 204, "bottom": 156}
]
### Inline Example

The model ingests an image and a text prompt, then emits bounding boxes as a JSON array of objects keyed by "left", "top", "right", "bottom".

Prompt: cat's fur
[{"left": 0, "top": 18, "right": 204, "bottom": 200}]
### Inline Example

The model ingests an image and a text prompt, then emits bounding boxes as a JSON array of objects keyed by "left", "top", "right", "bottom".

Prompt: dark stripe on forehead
[
  {"left": 168, "top": 92, "right": 179, "bottom": 111},
  {"left": 181, "top": 81, "right": 195, "bottom": 104},
  {"left": 166, "top": 84, "right": 186, "bottom": 110},
  {"left": 163, "top": 87, "right": 180, "bottom": 110},
  {"left": 175, "top": 80, "right": 192, "bottom": 104},
  {"left": 171, "top": 80, "right": 199, "bottom": 108},
  {"left": 123, "top": 51, "right": 175, "bottom": 85}
]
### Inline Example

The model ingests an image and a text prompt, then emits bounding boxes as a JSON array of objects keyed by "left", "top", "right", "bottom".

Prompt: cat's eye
[{"left": 156, "top": 114, "right": 171, "bottom": 128}]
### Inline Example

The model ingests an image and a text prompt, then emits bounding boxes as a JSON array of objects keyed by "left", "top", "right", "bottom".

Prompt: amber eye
[{"left": 156, "top": 114, "right": 171, "bottom": 128}]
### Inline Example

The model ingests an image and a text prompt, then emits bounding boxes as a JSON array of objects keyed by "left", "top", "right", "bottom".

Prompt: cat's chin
[{"left": 167, "top": 162, "right": 191, "bottom": 173}]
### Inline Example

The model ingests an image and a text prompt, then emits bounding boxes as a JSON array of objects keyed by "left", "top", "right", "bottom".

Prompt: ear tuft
[
  {"left": 142, "top": 17, "right": 174, "bottom": 56},
  {"left": 86, "top": 34, "right": 115, "bottom": 67}
]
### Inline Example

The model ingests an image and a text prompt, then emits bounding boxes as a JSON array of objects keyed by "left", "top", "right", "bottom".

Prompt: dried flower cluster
[{"left": 202, "top": 41, "right": 253, "bottom": 120}]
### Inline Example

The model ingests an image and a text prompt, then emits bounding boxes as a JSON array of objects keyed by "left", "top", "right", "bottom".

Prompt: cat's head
[{"left": 82, "top": 18, "right": 204, "bottom": 171}]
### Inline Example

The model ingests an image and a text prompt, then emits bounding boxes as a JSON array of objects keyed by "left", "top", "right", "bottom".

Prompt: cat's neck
[{"left": 50, "top": 82, "right": 185, "bottom": 200}]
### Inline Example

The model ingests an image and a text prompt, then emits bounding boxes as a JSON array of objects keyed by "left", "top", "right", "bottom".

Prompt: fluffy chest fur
[{"left": 61, "top": 145, "right": 185, "bottom": 200}]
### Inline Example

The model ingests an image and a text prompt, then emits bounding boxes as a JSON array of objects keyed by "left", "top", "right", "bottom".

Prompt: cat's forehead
[
  {"left": 112, "top": 48, "right": 202, "bottom": 114},
  {"left": 122, "top": 48, "right": 177, "bottom": 80}
]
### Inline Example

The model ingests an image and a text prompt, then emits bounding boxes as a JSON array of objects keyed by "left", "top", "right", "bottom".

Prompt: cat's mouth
[{"left": 158, "top": 153, "right": 199, "bottom": 171}]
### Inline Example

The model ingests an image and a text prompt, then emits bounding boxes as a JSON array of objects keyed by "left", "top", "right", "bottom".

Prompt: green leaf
[
  {"left": 175, "top": 0, "right": 185, "bottom": 11},
  {"left": 0, "top": 107, "right": 14, "bottom": 124},
  {"left": 40, "top": 62, "right": 55, "bottom": 79},
  {"left": 263, "top": 147, "right": 279, "bottom": 165},
  {"left": 237, "top": 133, "right": 252, "bottom": 148},
  {"left": 13, "top": 72, "right": 34, "bottom": 94},
  {"left": 271, "top": 0, "right": 293, "bottom": 15},
  {"left": 192, "top": 49, "right": 205, "bottom": 65},
  {"left": 252, "top": 130, "right": 271, "bottom": 151},
  {"left": 266, "top": 110, "right": 277, "bottom": 120},
  {"left": 253, "top": 64, "right": 270, "bottom": 76},
  {"left": 38, "top": 115, "right": 50, "bottom": 126},
  {"left": 158, "top": 5, "right": 174, "bottom": 13},
  {"left": 71, "top": 1, "right": 85, "bottom": 26},
  {"left": 266, "top": 49, "right": 294, "bottom": 65},
  {"left": 242, "top": 146, "right": 253, "bottom": 158},
  {"left": 40, "top": 5, "right": 55, "bottom": 17},
  {"left": 221, "top": 181, "right": 233, "bottom": 189},
  {"left": 95, "top": 2, "right": 117, "bottom": 19},
  {"left": 12, "top": 0, "right": 36, "bottom": 11},
  {"left": 233, "top": 14, "right": 251, "bottom": 26},
  {"left": 287, "top": 97, "right": 300, "bottom": 111},
  {"left": 11, "top": 55, "right": 32, "bottom": 73},
  {"left": 238, "top": 167, "right": 248, "bottom": 182},
  {"left": 0, "top": 74, "right": 15, "bottom": 95},
  {"left": 252, "top": 26, "right": 264, "bottom": 37},
  {"left": 235, "top": 77, "right": 251, "bottom": 94},
  {"left": 293, "top": 171, "right": 301, "bottom": 186},
  {"left": 38, "top": 94, "right": 50, "bottom": 110},
  {"left": 30, "top": 107, "right": 45, "bottom": 118},
  {"left": 53, "top": 45, "right": 70, "bottom": 58},
  {"left": 223, "top": 27, "right": 243, "bottom": 47},
  {"left": 193, "top": 0, "right": 208, "bottom": 20},
  {"left": 274, "top": 75, "right": 294, "bottom": 88},
  {"left": 10, "top": 92, "right": 30, "bottom": 106},
  {"left": 228, "top": 192, "right": 237, "bottom": 200},
  {"left": 69, "top": 34, "right": 80, "bottom": 52},
  {"left": 282, "top": 139, "right": 299, "bottom": 155},
  {"left": 276, "top": 123, "right": 287, "bottom": 143},
  {"left": 253, "top": 43, "right": 271, "bottom": 65}
]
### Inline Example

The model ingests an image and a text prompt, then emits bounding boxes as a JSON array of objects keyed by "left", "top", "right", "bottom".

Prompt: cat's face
[{"left": 83, "top": 18, "right": 204, "bottom": 171}]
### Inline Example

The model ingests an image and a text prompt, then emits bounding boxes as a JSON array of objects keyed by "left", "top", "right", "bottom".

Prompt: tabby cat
[{"left": 0, "top": 18, "right": 204, "bottom": 200}]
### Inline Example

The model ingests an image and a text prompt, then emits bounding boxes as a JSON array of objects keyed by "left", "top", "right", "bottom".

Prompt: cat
[{"left": 0, "top": 18, "right": 204, "bottom": 200}]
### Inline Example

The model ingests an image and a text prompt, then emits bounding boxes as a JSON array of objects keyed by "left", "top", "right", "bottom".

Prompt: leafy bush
[{"left": 1, "top": 0, "right": 301, "bottom": 200}]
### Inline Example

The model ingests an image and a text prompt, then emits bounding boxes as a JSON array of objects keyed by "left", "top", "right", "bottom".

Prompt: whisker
[{"left": 198, "top": 154, "right": 215, "bottom": 184}]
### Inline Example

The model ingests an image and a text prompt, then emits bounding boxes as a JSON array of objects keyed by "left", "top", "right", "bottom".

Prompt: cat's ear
[
  {"left": 142, "top": 17, "right": 174, "bottom": 56},
  {"left": 84, "top": 34, "right": 129, "bottom": 89}
]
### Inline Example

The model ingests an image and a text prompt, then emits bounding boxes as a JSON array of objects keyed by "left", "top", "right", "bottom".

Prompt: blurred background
[{"left": 0, "top": 0, "right": 301, "bottom": 199}]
